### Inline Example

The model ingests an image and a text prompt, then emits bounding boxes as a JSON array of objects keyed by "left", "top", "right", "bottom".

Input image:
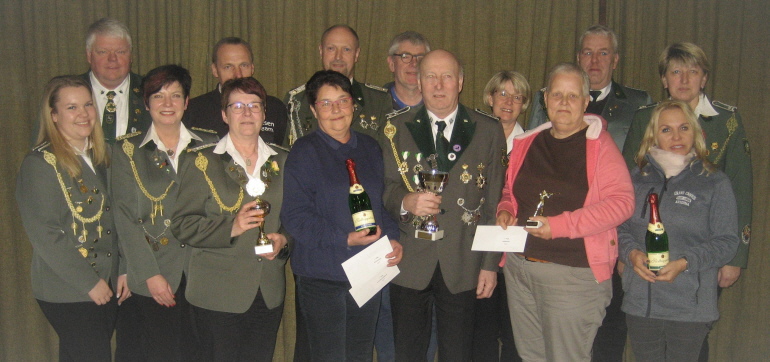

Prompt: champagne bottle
[
  {"left": 346, "top": 159, "right": 376, "bottom": 235},
  {"left": 645, "top": 193, "right": 669, "bottom": 272}
]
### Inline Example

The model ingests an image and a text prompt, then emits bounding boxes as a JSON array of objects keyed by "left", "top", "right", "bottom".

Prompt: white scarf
[{"left": 649, "top": 146, "right": 696, "bottom": 178}]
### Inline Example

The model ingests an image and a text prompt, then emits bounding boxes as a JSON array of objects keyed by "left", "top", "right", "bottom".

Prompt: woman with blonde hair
[
  {"left": 482, "top": 71, "right": 531, "bottom": 153},
  {"left": 16, "top": 75, "right": 125, "bottom": 361},
  {"left": 619, "top": 100, "right": 739, "bottom": 361}
]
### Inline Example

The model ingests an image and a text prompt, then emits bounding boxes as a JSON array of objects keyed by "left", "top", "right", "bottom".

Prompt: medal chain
[
  {"left": 122, "top": 140, "right": 175, "bottom": 225},
  {"left": 43, "top": 151, "right": 105, "bottom": 240},
  {"left": 195, "top": 152, "right": 243, "bottom": 213}
]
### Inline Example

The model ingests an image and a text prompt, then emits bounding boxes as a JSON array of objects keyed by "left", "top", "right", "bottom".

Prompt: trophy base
[
  {"left": 254, "top": 244, "right": 273, "bottom": 255},
  {"left": 415, "top": 229, "right": 444, "bottom": 240}
]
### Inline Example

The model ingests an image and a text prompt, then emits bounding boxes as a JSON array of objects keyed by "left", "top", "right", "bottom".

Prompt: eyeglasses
[
  {"left": 227, "top": 102, "right": 263, "bottom": 114},
  {"left": 314, "top": 97, "right": 353, "bottom": 111},
  {"left": 392, "top": 53, "right": 425, "bottom": 64},
  {"left": 496, "top": 90, "right": 526, "bottom": 104}
]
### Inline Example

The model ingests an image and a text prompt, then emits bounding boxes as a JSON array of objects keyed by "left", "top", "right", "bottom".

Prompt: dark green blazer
[
  {"left": 16, "top": 143, "right": 118, "bottom": 303},
  {"left": 112, "top": 129, "right": 218, "bottom": 297},
  {"left": 381, "top": 104, "right": 505, "bottom": 294},
  {"left": 622, "top": 99, "right": 752, "bottom": 268},
  {"left": 171, "top": 142, "right": 291, "bottom": 312},
  {"left": 80, "top": 72, "right": 153, "bottom": 136},
  {"left": 283, "top": 79, "right": 392, "bottom": 146},
  {"left": 529, "top": 81, "right": 652, "bottom": 150}
]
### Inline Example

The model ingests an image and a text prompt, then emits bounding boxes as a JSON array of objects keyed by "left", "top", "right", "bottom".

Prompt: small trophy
[
  {"left": 415, "top": 165, "right": 449, "bottom": 240},
  {"left": 526, "top": 190, "right": 553, "bottom": 228},
  {"left": 246, "top": 178, "right": 273, "bottom": 254}
]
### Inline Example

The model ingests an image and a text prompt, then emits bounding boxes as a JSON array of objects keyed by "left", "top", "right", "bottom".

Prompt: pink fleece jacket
[{"left": 497, "top": 115, "right": 634, "bottom": 282}]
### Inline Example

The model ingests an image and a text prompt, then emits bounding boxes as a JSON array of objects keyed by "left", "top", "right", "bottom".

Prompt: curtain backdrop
[{"left": 2, "top": 1, "right": 768, "bottom": 360}]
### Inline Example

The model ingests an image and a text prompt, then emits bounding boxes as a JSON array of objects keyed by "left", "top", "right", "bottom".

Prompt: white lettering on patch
[{"left": 673, "top": 190, "right": 696, "bottom": 206}]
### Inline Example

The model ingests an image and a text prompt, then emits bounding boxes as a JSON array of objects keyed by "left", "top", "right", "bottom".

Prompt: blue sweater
[{"left": 281, "top": 130, "right": 399, "bottom": 281}]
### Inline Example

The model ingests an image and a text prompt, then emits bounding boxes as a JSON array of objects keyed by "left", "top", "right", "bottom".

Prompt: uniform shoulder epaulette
[
  {"left": 539, "top": 87, "right": 547, "bottom": 93},
  {"left": 474, "top": 108, "right": 498, "bottom": 120},
  {"left": 364, "top": 83, "right": 388, "bottom": 93},
  {"left": 116, "top": 131, "right": 142, "bottom": 141},
  {"left": 622, "top": 85, "right": 647, "bottom": 93},
  {"left": 638, "top": 102, "right": 660, "bottom": 110},
  {"left": 386, "top": 106, "right": 411, "bottom": 119},
  {"left": 186, "top": 143, "right": 217, "bottom": 153},
  {"left": 191, "top": 127, "right": 217, "bottom": 134},
  {"left": 32, "top": 142, "right": 51, "bottom": 152},
  {"left": 288, "top": 84, "right": 305, "bottom": 97},
  {"left": 712, "top": 100, "right": 737, "bottom": 112},
  {"left": 267, "top": 143, "right": 290, "bottom": 153}
]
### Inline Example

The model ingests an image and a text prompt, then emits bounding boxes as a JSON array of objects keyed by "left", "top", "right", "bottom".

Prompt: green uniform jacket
[
  {"left": 16, "top": 143, "right": 119, "bottom": 303},
  {"left": 283, "top": 79, "right": 392, "bottom": 147},
  {"left": 171, "top": 143, "right": 291, "bottom": 312},
  {"left": 80, "top": 72, "right": 153, "bottom": 136},
  {"left": 112, "top": 129, "right": 218, "bottom": 297},
  {"left": 528, "top": 81, "right": 652, "bottom": 150},
  {"left": 380, "top": 105, "right": 505, "bottom": 294},
  {"left": 622, "top": 100, "right": 752, "bottom": 268}
]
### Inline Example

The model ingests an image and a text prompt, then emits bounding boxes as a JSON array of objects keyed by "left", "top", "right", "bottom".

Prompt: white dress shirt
[{"left": 90, "top": 72, "right": 131, "bottom": 137}]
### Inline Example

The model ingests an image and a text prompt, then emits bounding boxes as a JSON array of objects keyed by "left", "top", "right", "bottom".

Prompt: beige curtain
[{"left": 2, "top": 1, "right": 768, "bottom": 360}]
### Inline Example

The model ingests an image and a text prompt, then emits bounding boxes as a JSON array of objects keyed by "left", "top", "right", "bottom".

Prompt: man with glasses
[
  {"left": 183, "top": 37, "right": 288, "bottom": 144},
  {"left": 283, "top": 24, "right": 392, "bottom": 147},
  {"left": 385, "top": 31, "right": 431, "bottom": 111},
  {"left": 528, "top": 25, "right": 652, "bottom": 362},
  {"left": 528, "top": 25, "right": 651, "bottom": 151}
]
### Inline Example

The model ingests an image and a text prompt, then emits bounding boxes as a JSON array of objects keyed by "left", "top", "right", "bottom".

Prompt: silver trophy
[
  {"left": 526, "top": 190, "right": 552, "bottom": 228},
  {"left": 416, "top": 169, "right": 449, "bottom": 240}
]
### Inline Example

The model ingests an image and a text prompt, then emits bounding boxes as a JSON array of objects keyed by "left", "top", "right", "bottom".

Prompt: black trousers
[
  {"left": 37, "top": 298, "right": 118, "bottom": 362},
  {"left": 391, "top": 264, "right": 476, "bottom": 362},
  {"left": 591, "top": 265, "right": 626, "bottom": 362},
  {"left": 131, "top": 275, "right": 200, "bottom": 362},
  {"left": 293, "top": 274, "right": 311, "bottom": 362},
  {"left": 115, "top": 292, "right": 143, "bottom": 362},
  {"left": 194, "top": 289, "right": 284, "bottom": 362},
  {"left": 472, "top": 271, "right": 521, "bottom": 362}
]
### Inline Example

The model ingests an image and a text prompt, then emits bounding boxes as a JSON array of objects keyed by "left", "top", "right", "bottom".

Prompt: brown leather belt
[{"left": 515, "top": 253, "right": 550, "bottom": 263}]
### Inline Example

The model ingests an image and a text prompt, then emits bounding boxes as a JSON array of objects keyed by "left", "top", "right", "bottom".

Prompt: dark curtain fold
[{"left": 2, "top": 1, "right": 768, "bottom": 360}]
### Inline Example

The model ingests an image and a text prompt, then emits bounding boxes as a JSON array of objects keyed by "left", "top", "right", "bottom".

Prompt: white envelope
[
  {"left": 342, "top": 236, "right": 400, "bottom": 307},
  {"left": 471, "top": 225, "right": 527, "bottom": 252}
]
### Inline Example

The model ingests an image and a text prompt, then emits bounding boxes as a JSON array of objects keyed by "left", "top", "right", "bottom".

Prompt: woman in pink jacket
[{"left": 496, "top": 63, "right": 634, "bottom": 361}]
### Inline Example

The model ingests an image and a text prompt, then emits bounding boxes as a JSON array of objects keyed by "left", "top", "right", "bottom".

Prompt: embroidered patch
[
  {"left": 673, "top": 190, "right": 697, "bottom": 206},
  {"left": 742, "top": 225, "right": 751, "bottom": 244}
]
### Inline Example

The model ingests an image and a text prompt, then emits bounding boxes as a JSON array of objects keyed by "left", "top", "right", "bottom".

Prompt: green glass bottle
[
  {"left": 645, "top": 193, "right": 669, "bottom": 272},
  {"left": 346, "top": 159, "right": 376, "bottom": 235}
]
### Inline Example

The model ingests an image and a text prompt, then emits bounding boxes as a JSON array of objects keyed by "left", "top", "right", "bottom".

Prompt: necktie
[
  {"left": 589, "top": 90, "right": 601, "bottom": 102},
  {"left": 435, "top": 120, "right": 449, "bottom": 171},
  {"left": 103, "top": 91, "right": 117, "bottom": 144}
]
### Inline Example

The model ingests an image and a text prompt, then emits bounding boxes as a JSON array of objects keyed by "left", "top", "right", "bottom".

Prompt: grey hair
[
  {"left": 545, "top": 63, "right": 590, "bottom": 97},
  {"left": 85, "top": 18, "right": 132, "bottom": 52},
  {"left": 578, "top": 25, "right": 619, "bottom": 53},
  {"left": 387, "top": 31, "right": 431, "bottom": 56}
]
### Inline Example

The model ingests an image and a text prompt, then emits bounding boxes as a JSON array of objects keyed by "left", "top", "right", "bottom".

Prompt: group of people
[{"left": 16, "top": 16, "right": 751, "bottom": 362}]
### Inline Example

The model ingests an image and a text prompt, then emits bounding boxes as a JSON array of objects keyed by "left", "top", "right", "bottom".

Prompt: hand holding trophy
[
  {"left": 416, "top": 155, "right": 449, "bottom": 240},
  {"left": 246, "top": 178, "right": 273, "bottom": 254},
  {"left": 526, "top": 190, "right": 553, "bottom": 228}
]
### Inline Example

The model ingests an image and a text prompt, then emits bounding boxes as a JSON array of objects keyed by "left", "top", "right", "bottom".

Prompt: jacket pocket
[
  {"left": 653, "top": 270, "right": 700, "bottom": 312},
  {"left": 189, "top": 248, "right": 236, "bottom": 272}
]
